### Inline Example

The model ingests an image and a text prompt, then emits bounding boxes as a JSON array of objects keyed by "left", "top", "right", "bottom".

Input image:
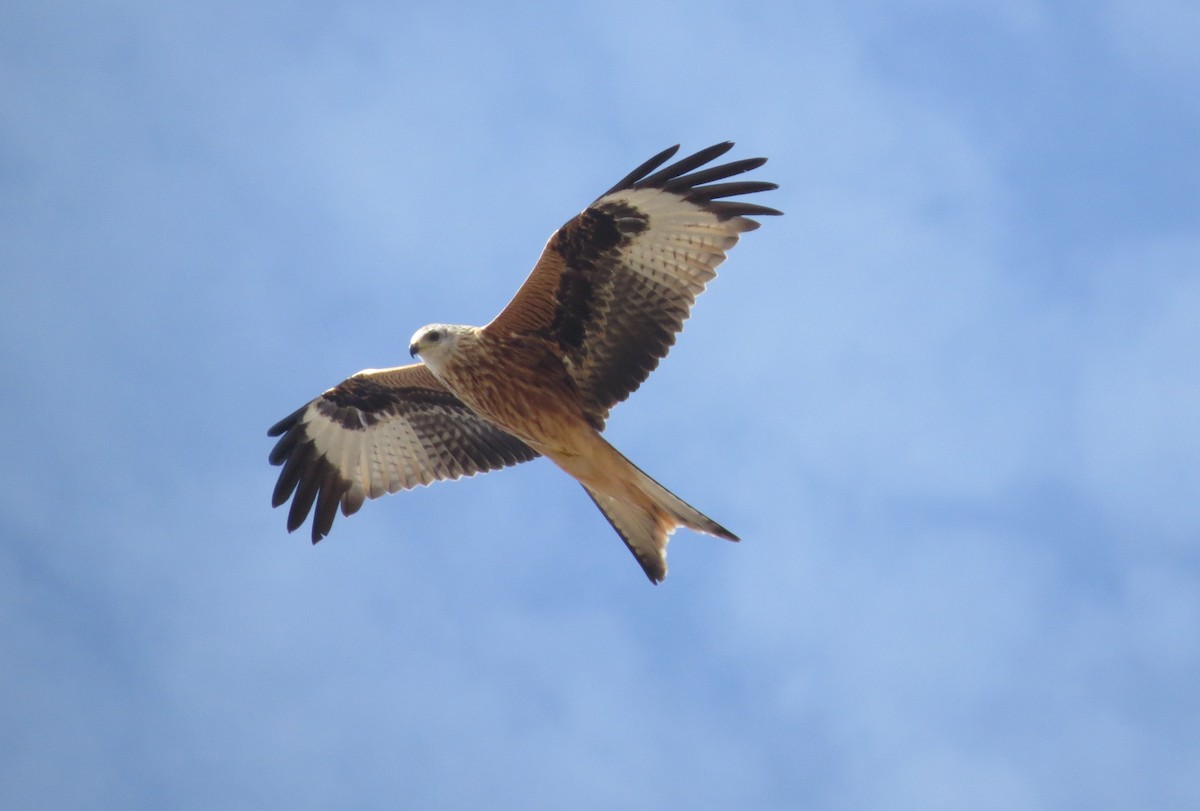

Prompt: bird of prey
[{"left": 268, "top": 142, "right": 779, "bottom": 582}]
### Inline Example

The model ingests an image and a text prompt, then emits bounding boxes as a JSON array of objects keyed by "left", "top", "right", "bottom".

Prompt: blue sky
[{"left": 2, "top": 1, "right": 1198, "bottom": 808}]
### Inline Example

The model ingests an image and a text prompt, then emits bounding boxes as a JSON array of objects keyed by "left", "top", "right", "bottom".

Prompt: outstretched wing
[
  {"left": 484, "top": 142, "right": 780, "bottom": 427},
  {"left": 267, "top": 363, "right": 537, "bottom": 542}
]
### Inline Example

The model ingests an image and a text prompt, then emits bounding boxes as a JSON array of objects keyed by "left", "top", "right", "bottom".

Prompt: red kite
[{"left": 269, "top": 143, "right": 779, "bottom": 581}]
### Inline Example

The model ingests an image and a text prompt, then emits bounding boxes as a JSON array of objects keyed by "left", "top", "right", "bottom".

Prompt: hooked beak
[{"left": 408, "top": 342, "right": 420, "bottom": 358}]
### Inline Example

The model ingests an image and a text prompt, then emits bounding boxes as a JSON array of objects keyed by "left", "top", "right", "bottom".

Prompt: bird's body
[
  {"left": 409, "top": 322, "right": 738, "bottom": 580},
  {"left": 268, "top": 143, "right": 779, "bottom": 582},
  {"left": 416, "top": 326, "right": 591, "bottom": 454}
]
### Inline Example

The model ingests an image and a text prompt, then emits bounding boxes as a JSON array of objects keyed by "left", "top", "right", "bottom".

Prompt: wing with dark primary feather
[
  {"left": 267, "top": 363, "right": 537, "bottom": 542},
  {"left": 485, "top": 142, "right": 780, "bottom": 428}
]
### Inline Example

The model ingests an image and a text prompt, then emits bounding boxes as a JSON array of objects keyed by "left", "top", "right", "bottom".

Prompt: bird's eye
[{"left": 426, "top": 329, "right": 441, "bottom": 343}]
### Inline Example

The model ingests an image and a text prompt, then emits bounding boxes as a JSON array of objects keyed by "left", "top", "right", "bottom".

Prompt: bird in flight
[{"left": 268, "top": 142, "right": 780, "bottom": 582}]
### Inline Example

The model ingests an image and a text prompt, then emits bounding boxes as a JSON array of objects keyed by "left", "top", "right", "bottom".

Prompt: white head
[{"left": 408, "top": 323, "right": 473, "bottom": 373}]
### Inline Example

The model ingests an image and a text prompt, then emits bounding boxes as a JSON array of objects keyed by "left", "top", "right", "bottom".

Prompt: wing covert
[{"left": 267, "top": 363, "right": 538, "bottom": 542}]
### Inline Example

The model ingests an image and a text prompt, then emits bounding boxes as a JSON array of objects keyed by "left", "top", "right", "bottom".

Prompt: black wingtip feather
[
  {"left": 707, "top": 201, "right": 785, "bottom": 221},
  {"left": 685, "top": 180, "right": 779, "bottom": 201},
  {"left": 312, "top": 469, "right": 345, "bottom": 542},
  {"left": 662, "top": 157, "right": 767, "bottom": 191},
  {"left": 267, "top": 406, "right": 305, "bottom": 438},
  {"left": 637, "top": 142, "right": 736, "bottom": 189},
  {"left": 271, "top": 439, "right": 311, "bottom": 507},
  {"left": 601, "top": 144, "right": 682, "bottom": 197},
  {"left": 287, "top": 459, "right": 323, "bottom": 534},
  {"left": 268, "top": 426, "right": 301, "bottom": 467},
  {"left": 605, "top": 142, "right": 781, "bottom": 219}
]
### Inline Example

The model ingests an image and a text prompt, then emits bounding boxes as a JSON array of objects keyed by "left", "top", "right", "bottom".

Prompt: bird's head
[{"left": 409, "top": 323, "right": 471, "bottom": 371}]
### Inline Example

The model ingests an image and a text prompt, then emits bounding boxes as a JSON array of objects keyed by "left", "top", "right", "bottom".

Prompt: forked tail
[{"left": 580, "top": 445, "right": 738, "bottom": 584}]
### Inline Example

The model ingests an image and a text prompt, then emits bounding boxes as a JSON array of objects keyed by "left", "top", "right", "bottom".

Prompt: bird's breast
[{"left": 438, "top": 334, "right": 591, "bottom": 451}]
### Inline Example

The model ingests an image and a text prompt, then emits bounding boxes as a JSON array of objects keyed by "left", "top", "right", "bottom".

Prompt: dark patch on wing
[
  {"left": 546, "top": 201, "right": 648, "bottom": 353},
  {"left": 314, "top": 374, "right": 464, "bottom": 430},
  {"left": 268, "top": 373, "right": 537, "bottom": 543}
]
